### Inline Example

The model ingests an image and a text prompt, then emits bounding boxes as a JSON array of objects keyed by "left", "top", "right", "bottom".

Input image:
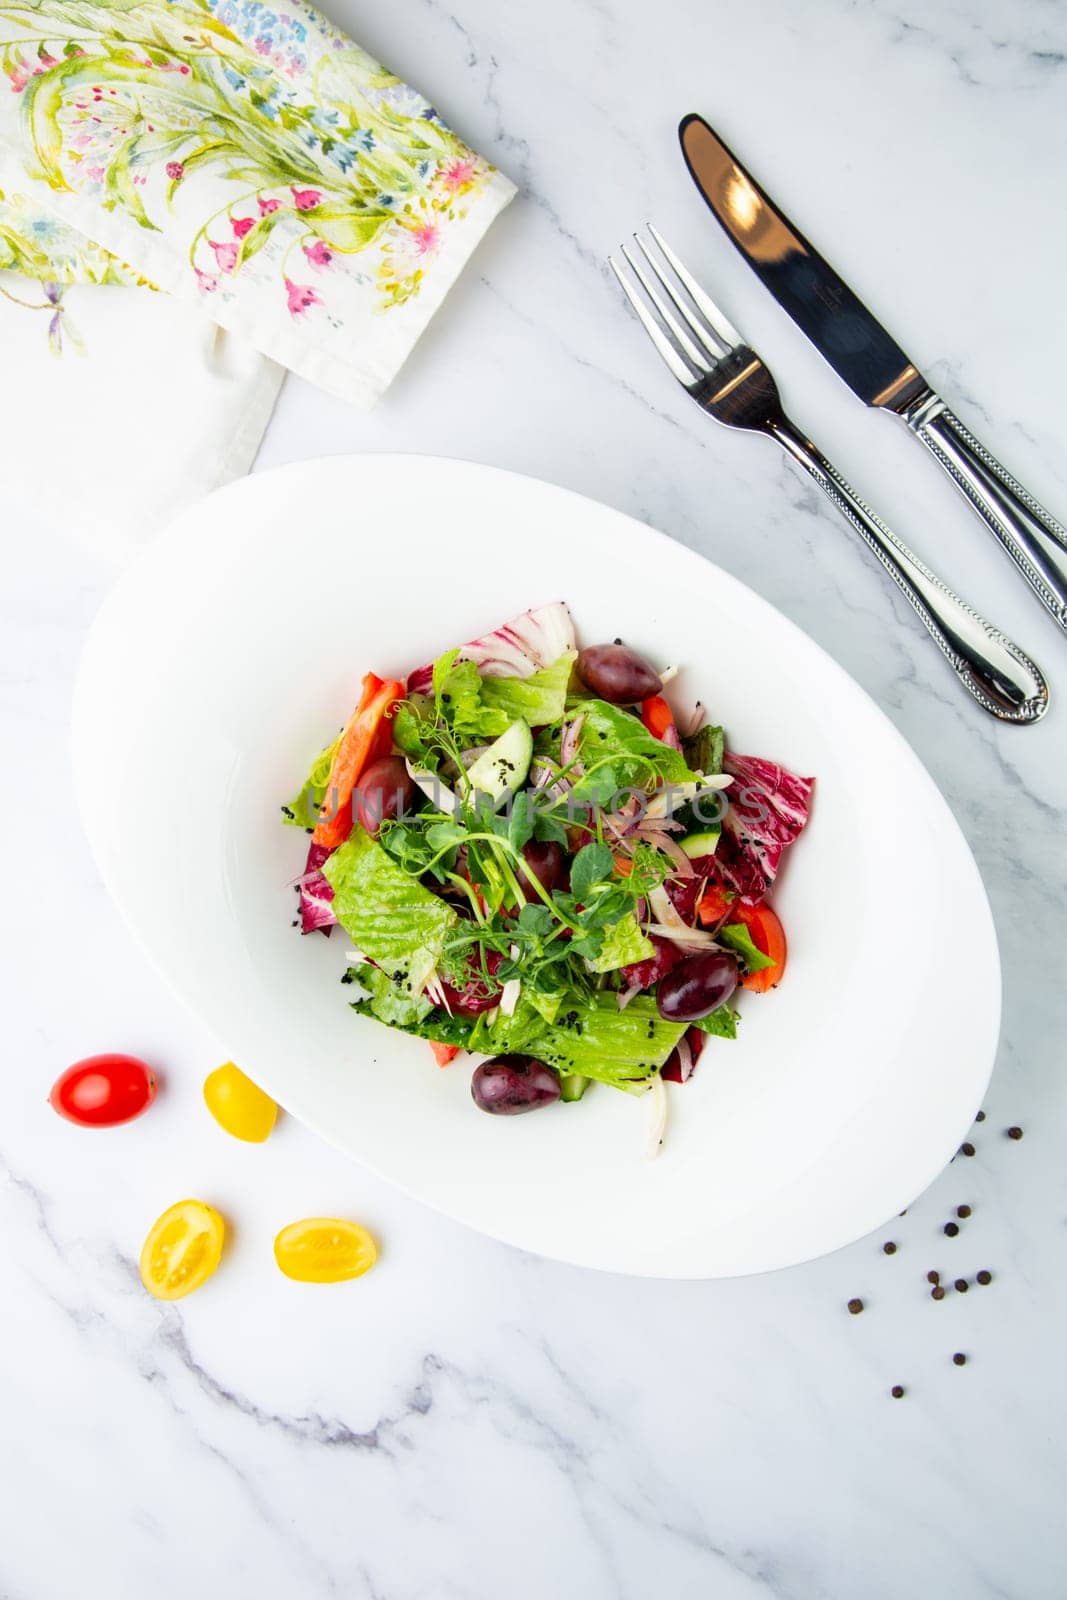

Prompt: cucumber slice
[
  {"left": 465, "top": 718, "right": 533, "bottom": 801},
  {"left": 680, "top": 828, "right": 720, "bottom": 859},
  {"left": 559, "top": 1073, "right": 589, "bottom": 1102}
]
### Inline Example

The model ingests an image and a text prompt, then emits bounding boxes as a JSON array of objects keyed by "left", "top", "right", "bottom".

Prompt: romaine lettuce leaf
[
  {"left": 479, "top": 650, "right": 576, "bottom": 728},
  {"left": 283, "top": 735, "right": 340, "bottom": 829},
  {"left": 323, "top": 827, "right": 457, "bottom": 996},
  {"left": 530, "top": 994, "right": 684, "bottom": 1087},
  {"left": 429, "top": 648, "right": 577, "bottom": 743},
  {"left": 345, "top": 963, "right": 436, "bottom": 1027}
]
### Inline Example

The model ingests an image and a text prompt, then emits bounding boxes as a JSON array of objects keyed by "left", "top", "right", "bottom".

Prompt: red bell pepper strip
[
  {"left": 312, "top": 673, "right": 404, "bottom": 849},
  {"left": 641, "top": 694, "right": 680, "bottom": 747},
  {"left": 730, "top": 901, "right": 788, "bottom": 992},
  {"left": 429, "top": 1042, "right": 459, "bottom": 1067}
]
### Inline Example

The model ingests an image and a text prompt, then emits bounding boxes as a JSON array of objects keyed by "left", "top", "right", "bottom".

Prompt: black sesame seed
[
  {"left": 960, "top": 1142, "right": 976, "bottom": 1157},
  {"left": 976, "top": 1269, "right": 993, "bottom": 1285},
  {"left": 957, "top": 1204, "right": 972, "bottom": 1219},
  {"left": 931, "top": 1285, "right": 946, "bottom": 1301},
  {"left": 1007, "top": 1126, "right": 1023, "bottom": 1140},
  {"left": 944, "top": 1222, "right": 959, "bottom": 1237},
  {"left": 890, "top": 1384, "right": 905, "bottom": 1399},
  {"left": 927, "top": 1270, "right": 940, "bottom": 1285},
  {"left": 847, "top": 1298, "right": 864, "bottom": 1315},
  {"left": 883, "top": 1241, "right": 897, "bottom": 1255},
  {"left": 954, "top": 1278, "right": 969, "bottom": 1293},
  {"left": 952, "top": 1352, "right": 967, "bottom": 1367},
  {"left": 613, "top": 637, "right": 623, "bottom": 645}
]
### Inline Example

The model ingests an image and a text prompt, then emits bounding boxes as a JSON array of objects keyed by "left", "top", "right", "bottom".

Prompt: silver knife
[{"left": 679, "top": 113, "right": 1067, "bottom": 639}]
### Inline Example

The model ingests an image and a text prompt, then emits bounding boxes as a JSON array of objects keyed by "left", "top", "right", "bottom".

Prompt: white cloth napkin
[
  {"left": 0, "top": 1, "right": 515, "bottom": 410},
  {"left": 0, "top": 266, "right": 283, "bottom": 563}
]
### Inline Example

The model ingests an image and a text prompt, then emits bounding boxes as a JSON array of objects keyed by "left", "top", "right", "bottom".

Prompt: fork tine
[
  {"left": 646, "top": 224, "right": 744, "bottom": 350},
  {"left": 619, "top": 242, "right": 712, "bottom": 373},
  {"left": 630, "top": 233, "right": 731, "bottom": 365},
  {"left": 608, "top": 255, "right": 702, "bottom": 388}
]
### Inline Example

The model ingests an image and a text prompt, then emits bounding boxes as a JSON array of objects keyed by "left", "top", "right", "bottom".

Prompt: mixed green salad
[{"left": 284, "top": 603, "right": 813, "bottom": 1140}]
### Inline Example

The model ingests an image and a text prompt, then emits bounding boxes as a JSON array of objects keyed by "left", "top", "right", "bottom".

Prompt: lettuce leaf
[
  {"left": 570, "top": 699, "right": 695, "bottom": 801},
  {"left": 430, "top": 648, "right": 577, "bottom": 742},
  {"left": 530, "top": 994, "right": 684, "bottom": 1087},
  {"left": 587, "top": 913, "right": 655, "bottom": 973},
  {"left": 717, "top": 923, "right": 777, "bottom": 974},
  {"left": 480, "top": 650, "right": 576, "bottom": 728},
  {"left": 283, "top": 735, "right": 340, "bottom": 828},
  {"left": 323, "top": 827, "right": 457, "bottom": 996},
  {"left": 434, "top": 652, "right": 511, "bottom": 741}
]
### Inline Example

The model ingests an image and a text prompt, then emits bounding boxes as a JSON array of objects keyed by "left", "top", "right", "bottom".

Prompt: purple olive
[
  {"left": 656, "top": 951, "right": 740, "bottom": 1022},
  {"left": 518, "top": 840, "right": 567, "bottom": 900},
  {"left": 575, "top": 643, "right": 662, "bottom": 704},
  {"left": 471, "top": 1056, "right": 561, "bottom": 1115},
  {"left": 354, "top": 755, "right": 415, "bottom": 837}
]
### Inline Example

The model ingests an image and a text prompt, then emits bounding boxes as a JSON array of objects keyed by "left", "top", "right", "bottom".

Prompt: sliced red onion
[
  {"left": 674, "top": 1035, "right": 694, "bottom": 1083},
  {"left": 646, "top": 1074, "right": 668, "bottom": 1160},
  {"left": 616, "top": 982, "right": 642, "bottom": 1010},
  {"left": 678, "top": 701, "right": 707, "bottom": 739},
  {"left": 405, "top": 759, "right": 459, "bottom": 815},
  {"left": 560, "top": 711, "right": 585, "bottom": 770}
]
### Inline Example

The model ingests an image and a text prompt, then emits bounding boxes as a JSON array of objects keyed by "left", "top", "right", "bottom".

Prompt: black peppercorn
[
  {"left": 956, "top": 1204, "right": 972, "bottom": 1219},
  {"left": 890, "top": 1384, "right": 905, "bottom": 1399},
  {"left": 931, "top": 1285, "right": 945, "bottom": 1301},
  {"left": 952, "top": 1352, "right": 967, "bottom": 1367},
  {"left": 883, "top": 1241, "right": 897, "bottom": 1255},
  {"left": 976, "top": 1270, "right": 992, "bottom": 1285},
  {"left": 1007, "top": 1126, "right": 1023, "bottom": 1140},
  {"left": 944, "top": 1222, "right": 959, "bottom": 1237},
  {"left": 847, "top": 1298, "right": 864, "bottom": 1315}
]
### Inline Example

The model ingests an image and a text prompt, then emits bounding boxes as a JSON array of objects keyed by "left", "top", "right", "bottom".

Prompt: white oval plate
[{"left": 72, "top": 457, "right": 999, "bottom": 1278}]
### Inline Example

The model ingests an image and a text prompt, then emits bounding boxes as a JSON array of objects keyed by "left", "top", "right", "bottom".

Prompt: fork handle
[
  {"left": 897, "top": 392, "right": 1067, "bottom": 637},
  {"left": 769, "top": 416, "right": 1048, "bottom": 724}
]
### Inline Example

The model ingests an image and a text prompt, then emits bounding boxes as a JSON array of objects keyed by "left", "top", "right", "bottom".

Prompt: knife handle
[
  {"left": 768, "top": 415, "right": 1048, "bottom": 724},
  {"left": 900, "top": 393, "right": 1067, "bottom": 636}
]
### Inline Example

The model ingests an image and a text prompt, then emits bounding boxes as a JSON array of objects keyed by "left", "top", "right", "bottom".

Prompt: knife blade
[{"left": 679, "top": 112, "right": 1067, "bottom": 635}]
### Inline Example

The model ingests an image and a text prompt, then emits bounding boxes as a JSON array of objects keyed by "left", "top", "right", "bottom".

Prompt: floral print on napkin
[{"left": 0, "top": 1, "right": 514, "bottom": 402}]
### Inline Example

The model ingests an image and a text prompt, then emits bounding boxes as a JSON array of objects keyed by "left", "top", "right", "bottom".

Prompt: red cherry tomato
[{"left": 49, "top": 1054, "right": 157, "bottom": 1127}]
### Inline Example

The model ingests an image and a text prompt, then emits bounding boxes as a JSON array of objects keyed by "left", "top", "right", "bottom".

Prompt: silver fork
[{"left": 610, "top": 227, "right": 1048, "bottom": 724}]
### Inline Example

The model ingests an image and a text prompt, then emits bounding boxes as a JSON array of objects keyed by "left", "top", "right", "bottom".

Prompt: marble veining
[{"left": 3, "top": 0, "right": 1067, "bottom": 1595}]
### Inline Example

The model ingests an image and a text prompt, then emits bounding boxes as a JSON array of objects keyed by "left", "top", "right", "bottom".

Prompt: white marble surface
[{"left": 4, "top": 0, "right": 1067, "bottom": 1595}]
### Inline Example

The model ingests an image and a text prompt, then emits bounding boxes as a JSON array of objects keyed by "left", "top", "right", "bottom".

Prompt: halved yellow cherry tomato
[
  {"left": 139, "top": 1199, "right": 225, "bottom": 1301},
  {"left": 273, "top": 1218, "right": 377, "bottom": 1284},
  {"left": 203, "top": 1062, "right": 277, "bottom": 1143}
]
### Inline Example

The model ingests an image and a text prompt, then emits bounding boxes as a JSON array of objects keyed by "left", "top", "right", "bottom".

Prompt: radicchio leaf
[
  {"left": 407, "top": 602, "right": 575, "bottom": 694},
  {"left": 300, "top": 840, "right": 337, "bottom": 934},
  {"left": 717, "top": 752, "right": 814, "bottom": 903}
]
